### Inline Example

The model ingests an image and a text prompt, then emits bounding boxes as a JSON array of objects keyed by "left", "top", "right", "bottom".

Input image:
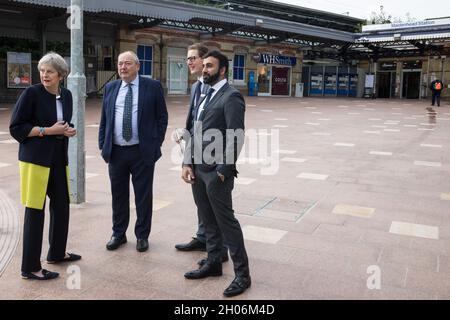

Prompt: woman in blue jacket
[{"left": 10, "top": 52, "right": 81, "bottom": 280}]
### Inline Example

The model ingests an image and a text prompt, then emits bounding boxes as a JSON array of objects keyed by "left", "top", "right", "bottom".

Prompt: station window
[
  {"left": 233, "top": 54, "right": 245, "bottom": 83},
  {"left": 137, "top": 45, "right": 153, "bottom": 78}
]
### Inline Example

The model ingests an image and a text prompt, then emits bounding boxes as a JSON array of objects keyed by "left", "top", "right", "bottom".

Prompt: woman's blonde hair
[{"left": 38, "top": 52, "right": 69, "bottom": 77}]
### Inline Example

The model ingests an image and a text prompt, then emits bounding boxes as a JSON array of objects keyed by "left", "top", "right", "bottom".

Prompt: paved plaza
[{"left": 0, "top": 96, "right": 450, "bottom": 300}]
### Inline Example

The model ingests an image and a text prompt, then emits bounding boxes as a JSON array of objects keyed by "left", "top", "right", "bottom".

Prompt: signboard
[
  {"left": 324, "top": 74, "right": 337, "bottom": 94},
  {"left": 258, "top": 54, "right": 296, "bottom": 66},
  {"left": 271, "top": 67, "right": 289, "bottom": 95},
  {"left": 338, "top": 74, "right": 349, "bottom": 96},
  {"left": 362, "top": 18, "right": 450, "bottom": 32},
  {"left": 349, "top": 74, "right": 358, "bottom": 97},
  {"left": 365, "top": 74, "right": 375, "bottom": 88},
  {"left": 379, "top": 62, "right": 396, "bottom": 71},
  {"left": 363, "top": 74, "right": 374, "bottom": 98},
  {"left": 7, "top": 52, "right": 32, "bottom": 88},
  {"left": 310, "top": 73, "right": 323, "bottom": 95}
]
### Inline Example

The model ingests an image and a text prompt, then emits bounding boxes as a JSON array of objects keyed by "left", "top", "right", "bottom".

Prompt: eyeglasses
[{"left": 186, "top": 56, "right": 198, "bottom": 63}]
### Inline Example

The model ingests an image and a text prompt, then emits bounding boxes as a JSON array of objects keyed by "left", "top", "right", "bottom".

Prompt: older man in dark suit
[
  {"left": 181, "top": 50, "right": 251, "bottom": 297},
  {"left": 99, "top": 51, "right": 168, "bottom": 252}
]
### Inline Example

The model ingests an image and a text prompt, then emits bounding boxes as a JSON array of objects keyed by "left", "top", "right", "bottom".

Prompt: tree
[
  {"left": 366, "top": 5, "right": 417, "bottom": 25},
  {"left": 369, "top": 5, "right": 392, "bottom": 24}
]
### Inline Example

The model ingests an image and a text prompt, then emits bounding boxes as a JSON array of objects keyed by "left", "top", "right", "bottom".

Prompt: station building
[{"left": 0, "top": 0, "right": 448, "bottom": 102}]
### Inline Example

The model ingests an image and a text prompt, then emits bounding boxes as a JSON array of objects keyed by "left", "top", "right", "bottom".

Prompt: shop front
[
  {"left": 376, "top": 62, "right": 397, "bottom": 98},
  {"left": 256, "top": 54, "right": 296, "bottom": 96},
  {"left": 303, "top": 64, "right": 358, "bottom": 97},
  {"left": 401, "top": 61, "right": 422, "bottom": 99}
]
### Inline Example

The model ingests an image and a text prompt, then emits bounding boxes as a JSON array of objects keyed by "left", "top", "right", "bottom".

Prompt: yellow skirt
[{"left": 19, "top": 161, "right": 70, "bottom": 210}]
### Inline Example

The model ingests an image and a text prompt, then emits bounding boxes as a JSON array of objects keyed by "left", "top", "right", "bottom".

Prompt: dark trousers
[
  {"left": 195, "top": 210, "right": 206, "bottom": 243},
  {"left": 108, "top": 144, "right": 155, "bottom": 240},
  {"left": 21, "top": 140, "right": 70, "bottom": 273},
  {"left": 192, "top": 166, "right": 249, "bottom": 277},
  {"left": 432, "top": 91, "right": 441, "bottom": 106}
]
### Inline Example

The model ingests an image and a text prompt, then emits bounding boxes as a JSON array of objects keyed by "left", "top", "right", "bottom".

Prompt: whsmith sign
[{"left": 255, "top": 54, "right": 297, "bottom": 66}]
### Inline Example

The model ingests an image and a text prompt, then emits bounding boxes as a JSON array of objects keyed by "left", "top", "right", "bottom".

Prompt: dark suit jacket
[
  {"left": 185, "top": 80, "right": 210, "bottom": 131},
  {"left": 99, "top": 76, "right": 168, "bottom": 165},
  {"left": 10, "top": 83, "right": 73, "bottom": 167},
  {"left": 183, "top": 82, "right": 245, "bottom": 178}
]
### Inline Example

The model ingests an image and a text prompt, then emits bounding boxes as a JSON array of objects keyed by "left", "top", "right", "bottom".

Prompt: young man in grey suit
[
  {"left": 181, "top": 50, "right": 251, "bottom": 297},
  {"left": 175, "top": 44, "right": 228, "bottom": 265},
  {"left": 99, "top": 51, "right": 168, "bottom": 253}
]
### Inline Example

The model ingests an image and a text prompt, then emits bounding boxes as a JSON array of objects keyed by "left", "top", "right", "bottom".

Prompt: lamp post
[{"left": 67, "top": 0, "right": 86, "bottom": 204}]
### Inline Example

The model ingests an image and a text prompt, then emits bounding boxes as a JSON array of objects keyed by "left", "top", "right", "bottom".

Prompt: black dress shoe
[
  {"left": 198, "top": 248, "right": 229, "bottom": 266},
  {"left": 106, "top": 235, "right": 127, "bottom": 250},
  {"left": 136, "top": 239, "right": 149, "bottom": 252},
  {"left": 47, "top": 252, "right": 82, "bottom": 264},
  {"left": 175, "top": 237, "right": 206, "bottom": 251},
  {"left": 21, "top": 269, "right": 59, "bottom": 280},
  {"left": 184, "top": 262, "right": 222, "bottom": 279},
  {"left": 223, "top": 276, "right": 251, "bottom": 297}
]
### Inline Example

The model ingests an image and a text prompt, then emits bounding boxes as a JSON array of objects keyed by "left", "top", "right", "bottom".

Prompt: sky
[{"left": 273, "top": 0, "right": 450, "bottom": 21}]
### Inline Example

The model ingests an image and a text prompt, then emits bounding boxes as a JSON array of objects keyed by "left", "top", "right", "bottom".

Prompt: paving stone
[
  {"left": 404, "top": 267, "right": 450, "bottom": 297},
  {"left": 389, "top": 221, "right": 439, "bottom": 240},
  {"left": 242, "top": 225, "right": 288, "bottom": 244},
  {"left": 332, "top": 204, "right": 375, "bottom": 218},
  {"left": 256, "top": 209, "right": 300, "bottom": 222},
  {"left": 1, "top": 96, "right": 450, "bottom": 300},
  {"left": 380, "top": 247, "right": 438, "bottom": 270},
  {"left": 363, "top": 286, "right": 436, "bottom": 300}
]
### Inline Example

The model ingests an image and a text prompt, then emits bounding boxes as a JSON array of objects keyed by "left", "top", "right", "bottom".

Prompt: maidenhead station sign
[{"left": 253, "top": 54, "right": 297, "bottom": 66}]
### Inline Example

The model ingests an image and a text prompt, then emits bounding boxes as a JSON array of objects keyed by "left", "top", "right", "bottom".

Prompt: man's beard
[{"left": 203, "top": 70, "right": 221, "bottom": 85}]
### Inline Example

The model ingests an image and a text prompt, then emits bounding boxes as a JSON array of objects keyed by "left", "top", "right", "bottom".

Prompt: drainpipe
[
  {"left": 159, "top": 34, "right": 164, "bottom": 93},
  {"left": 426, "top": 54, "right": 431, "bottom": 98},
  {"left": 38, "top": 21, "right": 47, "bottom": 56}
]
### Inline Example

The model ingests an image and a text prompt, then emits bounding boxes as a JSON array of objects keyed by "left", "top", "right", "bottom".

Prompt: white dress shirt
[
  {"left": 56, "top": 97, "right": 63, "bottom": 122},
  {"left": 196, "top": 78, "right": 227, "bottom": 120},
  {"left": 114, "top": 76, "right": 140, "bottom": 146},
  {"left": 195, "top": 76, "right": 204, "bottom": 107}
]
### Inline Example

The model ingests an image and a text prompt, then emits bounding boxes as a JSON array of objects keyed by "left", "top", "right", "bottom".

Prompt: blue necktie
[
  {"left": 196, "top": 88, "right": 215, "bottom": 121},
  {"left": 194, "top": 82, "right": 202, "bottom": 107},
  {"left": 123, "top": 83, "right": 133, "bottom": 142},
  {"left": 204, "top": 87, "right": 215, "bottom": 108}
]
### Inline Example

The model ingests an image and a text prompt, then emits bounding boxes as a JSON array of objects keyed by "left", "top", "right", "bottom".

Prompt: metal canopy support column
[
  {"left": 67, "top": 0, "right": 86, "bottom": 204},
  {"left": 38, "top": 21, "right": 47, "bottom": 56}
]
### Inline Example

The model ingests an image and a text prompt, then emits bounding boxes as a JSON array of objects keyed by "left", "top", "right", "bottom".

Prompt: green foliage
[
  {"left": 369, "top": 5, "right": 392, "bottom": 24},
  {"left": 365, "top": 5, "right": 417, "bottom": 25}
]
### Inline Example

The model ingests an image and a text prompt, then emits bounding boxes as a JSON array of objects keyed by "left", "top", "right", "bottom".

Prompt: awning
[
  {"left": 12, "top": 0, "right": 254, "bottom": 25},
  {"left": 355, "top": 36, "right": 394, "bottom": 43},
  {"left": 401, "top": 32, "right": 450, "bottom": 40},
  {"left": 11, "top": 0, "right": 356, "bottom": 43}
]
